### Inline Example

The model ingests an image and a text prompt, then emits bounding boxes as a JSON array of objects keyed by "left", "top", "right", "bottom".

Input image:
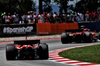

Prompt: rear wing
[
  {"left": 65, "top": 29, "right": 83, "bottom": 32},
  {"left": 14, "top": 40, "right": 40, "bottom": 45}
]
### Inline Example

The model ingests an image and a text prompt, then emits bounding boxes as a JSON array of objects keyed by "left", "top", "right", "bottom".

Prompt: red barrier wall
[
  {"left": 37, "top": 22, "right": 79, "bottom": 35},
  {"left": 51, "top": 23, "right": 58, "bottom": 34},
  {"left": 37, "top": 23, "right": 51, "bottom": 35}
]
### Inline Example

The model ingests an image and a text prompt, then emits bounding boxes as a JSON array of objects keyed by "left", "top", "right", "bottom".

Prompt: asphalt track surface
[{"left": 0, "top": 39, "right": 100, "bottom": 66}]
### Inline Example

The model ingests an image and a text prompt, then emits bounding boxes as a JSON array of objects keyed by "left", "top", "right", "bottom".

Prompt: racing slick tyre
[
  {"left": 38, "top": 43, "right": 48, "bottom": 59},
  {"left": 93, "top": 37, "right": 98, "bottom": 42},
  {"left": 61, "top": 33, "right": 72, "bottom": 44},
  {"left": 82, "top": 32, "right": 93, "bottom": 43},
  {"left": 98, "top": 33, "right": 100, "bottom": 40},
  {"left": 6, "top": 44, "right": 16, "bottom": 60}
]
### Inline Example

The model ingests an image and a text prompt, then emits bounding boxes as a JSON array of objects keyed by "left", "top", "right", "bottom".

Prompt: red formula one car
[
  {"left": 61, "top": 28, "right": 98, "bottom": 44},
  {"left": 6, "top": 40, "right": 48, "bottom": 60}
]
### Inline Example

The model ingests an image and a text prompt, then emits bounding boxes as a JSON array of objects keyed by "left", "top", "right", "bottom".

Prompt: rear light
[
  {"left": 28, "top": 45, "right": 32, "bottom": 47},
  {"left": 29, "top": 56, "right": 32, "bottom": 59},
  {"left": 16, "top": 45, "right": 21, "bottom": 49}
]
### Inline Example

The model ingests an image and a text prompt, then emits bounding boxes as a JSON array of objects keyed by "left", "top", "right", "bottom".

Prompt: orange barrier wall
[
  {"left": 57, "top": 23, "right": 69, "bottom": 34},
  {"left": 68, "top": 22, "right": 79, "bottom": 30},
  {"left": 37, "top": 23, "right": 51, "bottom": 35},
  {"left": 51, "top": 23, "right": 58, "bottom": 34},
  {"left": 37, "top": 22, "right": 79, "bottom": 35}
]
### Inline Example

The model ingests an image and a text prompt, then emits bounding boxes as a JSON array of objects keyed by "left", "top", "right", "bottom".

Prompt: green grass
[{"left": 59, "top": 44, "right": 100, "bottom": 64}]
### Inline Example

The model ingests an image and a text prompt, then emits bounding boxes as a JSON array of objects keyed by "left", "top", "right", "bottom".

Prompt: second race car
[{"left": 61, "top": 28, "right": 98, "bottom": 44}]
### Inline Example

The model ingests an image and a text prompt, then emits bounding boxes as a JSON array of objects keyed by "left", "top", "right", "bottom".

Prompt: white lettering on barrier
[{"left": 3, "top": 26, "right": 33, "bottom": 34}]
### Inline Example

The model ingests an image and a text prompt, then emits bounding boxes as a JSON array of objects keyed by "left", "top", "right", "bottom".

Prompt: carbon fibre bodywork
[
  {"left": 61, "top": 29, "right": 98, "bottom": 44},
  {"left": 6, "top": 40, "right": 48, "bottom": 60}
]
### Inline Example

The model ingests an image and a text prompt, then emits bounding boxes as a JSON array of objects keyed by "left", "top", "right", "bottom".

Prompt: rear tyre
[
  {"left": 61, "top": 33, "right": 72, "bottom": 44},
  {"left": 38, "top": 43, "right": 48, "bottom": 59},
  {"left": 6, "top": 44, "right": 16, "bottom": 60},
  {"left": 93, "top": 37, "right": 98, "bottom": 42},
  {"left": 83, "top": 32, "right": 93, "bottom": 43},
  {"left": 98, "top": 33, "right": 100, "bottom": 40}
]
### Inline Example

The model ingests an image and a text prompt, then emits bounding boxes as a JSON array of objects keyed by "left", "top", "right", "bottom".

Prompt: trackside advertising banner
[{"left": 0, "top": 24, "right": 37, "bottom": 37}]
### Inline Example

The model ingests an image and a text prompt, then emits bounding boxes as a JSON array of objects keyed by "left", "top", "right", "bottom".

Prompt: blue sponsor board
[
  {"left": 0, "top": 24, "right": 37, "bottom": 37},
  {"left": 78, "top": 22, "right": 100, "bottom": 32}
]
